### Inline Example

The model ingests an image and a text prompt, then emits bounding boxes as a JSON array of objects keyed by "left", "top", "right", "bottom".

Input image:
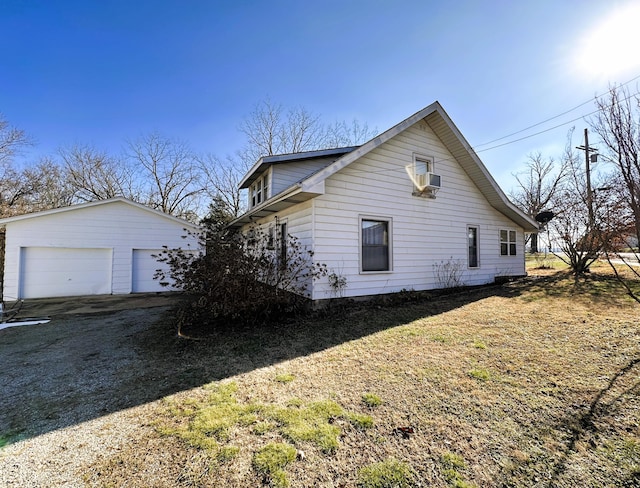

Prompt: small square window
[{"left": 414, "top": 157, "right": 432, "bottom": 176}]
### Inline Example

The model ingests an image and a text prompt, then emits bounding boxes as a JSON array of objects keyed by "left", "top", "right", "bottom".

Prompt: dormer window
[{"left": 250, "top": 174, "right": 270, "bottom": 208}]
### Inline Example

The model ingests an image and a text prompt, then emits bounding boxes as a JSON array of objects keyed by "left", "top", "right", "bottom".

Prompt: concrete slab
[{"left": 3, "top": 292, "right": 180, "bottom": 319}]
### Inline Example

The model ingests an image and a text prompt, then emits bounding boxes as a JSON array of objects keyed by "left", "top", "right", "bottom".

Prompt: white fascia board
[
  {"left": 238, "top": 156, "right": 268, "bottom": 189},
  {"left": 301, "top": 102, "right": 441, "bottom": 189},
  {"left": 229, "top": 179, "right": 326, "bottom": 229},
  {"left": 426, "top": 108, "right": 539, "bottom": 232},
  {"left": 238, "top": 147, "right": 359, "bottom": 189}
]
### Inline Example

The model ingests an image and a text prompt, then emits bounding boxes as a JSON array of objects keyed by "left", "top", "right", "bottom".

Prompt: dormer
[{"left": 239, "top": 147, "right": 359, "bottom": 210}]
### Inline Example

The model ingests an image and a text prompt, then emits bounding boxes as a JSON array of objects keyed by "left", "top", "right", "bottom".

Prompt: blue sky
[{"left": 2, "top": 0, "right": 640, "bottom": 193}]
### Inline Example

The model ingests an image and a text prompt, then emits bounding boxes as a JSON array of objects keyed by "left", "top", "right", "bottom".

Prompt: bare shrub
[
  {"left": 433, "top": 258, "right": 464, "bottom": 289},
  {"left": 155, "top": 223, "right": 327, "bottom": 334}
]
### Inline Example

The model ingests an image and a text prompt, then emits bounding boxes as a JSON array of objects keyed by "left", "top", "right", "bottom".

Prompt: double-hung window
[
  {"left": 412, "top": 154, "right": 433, "bottom": 191},
  {"left": 500, "top": 230, "right": 517, "bottom": 256},
  {"left": 249, "top": 174, "right": 269, "bottom": 208},
  {"left": 361, "top": 217, "right": 392, "bottom": 272}
]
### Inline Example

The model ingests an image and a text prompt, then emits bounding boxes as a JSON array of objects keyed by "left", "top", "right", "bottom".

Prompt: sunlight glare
[{"left": 575, "top": 3, "right": 640, "bottom": 80}]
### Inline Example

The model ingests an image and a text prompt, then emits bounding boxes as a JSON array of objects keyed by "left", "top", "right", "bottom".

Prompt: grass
[
  {"left": 357, "top": 458, "right": 416, "bottom": 487},
  {"left": 440, "top": 452, "right": 475, "bottom": 487},
  {"left": 275, "top": 373, "right": 296, "bottom": 383},
  {"left": 253, "top": 443, "right": 297, "bottom": 488},
  {"left": 0, "top": 434, "right": 11, "bottom": 449},
  {"left": 158, "top": 382, "right": 375, "bottom": 482},
  {"left": 85, "top": 266, "right": 640, "bottom": 487},
  {"left": 362, "top": 392, "right": 383, "bottom": 408},
  {"left": 467, "top": 367, "right": 491, "bottom": 381}
]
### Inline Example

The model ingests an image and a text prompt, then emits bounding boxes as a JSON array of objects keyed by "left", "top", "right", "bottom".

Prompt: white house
[
  {"left": 0, "top": 197, "right": 199, "bottom": 301},
  {"left": 230, "top": 102, "right": 538, "bottom": 301}
]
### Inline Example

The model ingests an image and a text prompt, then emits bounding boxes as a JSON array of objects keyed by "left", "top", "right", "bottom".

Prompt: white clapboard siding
[
  {"left": 249, "top": 201, "right": 315, "bottom": 296},
  {"left": 311, "top": 121, "right": 524, "bottom": 300},
  {"left": 237, "top": 113, "right": 529, "bottom": 302},
  {"left": 270, "top": 157, "right": 335, "bottom": 196}
]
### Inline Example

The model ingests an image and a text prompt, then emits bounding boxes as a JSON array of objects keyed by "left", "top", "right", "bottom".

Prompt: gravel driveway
[{"left": 0, "top": 293, "right": 191, "bottom": 487}]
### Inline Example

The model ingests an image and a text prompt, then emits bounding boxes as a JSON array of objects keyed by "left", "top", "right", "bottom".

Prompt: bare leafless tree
[
  {"left": 589, "top": 85, "right": 640, "bottom": 302},
  {"left": 23, "top": 157, "right": 76, "bottom": 210},
  {"left": 0, "top": 114, "right": 34, "bottom": 216},
  {"left": 510, "top": 152, "right": 568, "bottom": 252},
  {"left": 0, "top": 157, "right": 74, "bottom": 217},
  {"left": 202, "top": 99, "right": 379, "bottom": 219},
  {"left": 60, "top": 144, "right": 137, "bottom": 202},
  {"left": 547, "top": 136, "right": 606, "bottom": 275},
  {"left": 324, "top": 119, "right": 377, "bottom": 148},
  {"left": 199, "top": 153, "right": 246, "bottom": 217},
  {"left": 0, "top": 113, "right": 32, "bottom": 167},
  {"left": 238, "top": 99, "right": 327, "bottom": 163},
  {"left": 238, "top": 98, "right": 377, "bottom": 163},
  {"left": 126, "top": 132, "right": 203, "bottom": 219}
]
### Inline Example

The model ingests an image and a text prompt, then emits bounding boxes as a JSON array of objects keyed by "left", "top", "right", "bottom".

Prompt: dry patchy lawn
[{"left": 78, "top": 268, "right": 640, "bottom": 486}]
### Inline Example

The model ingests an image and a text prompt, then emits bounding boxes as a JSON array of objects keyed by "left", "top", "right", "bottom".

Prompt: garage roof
[{"left": 0, "top": 197, "right": 199, "bottom": 229}]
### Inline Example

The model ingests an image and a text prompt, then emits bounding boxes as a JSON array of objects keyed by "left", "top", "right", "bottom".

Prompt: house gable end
[{"left": 301, "top": 103, "right": 537, "bottom": 232}]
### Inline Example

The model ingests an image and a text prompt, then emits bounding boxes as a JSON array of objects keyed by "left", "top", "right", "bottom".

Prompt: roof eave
[
  {"left": 423, "top": 107, "right": 539, "bottom": 233},
  {"left": 228, "top": 182, "right": 325, "bottom": 229},
  {"left": 0, "top": 197, "right": 199, "bottom": 228},
  {"left": 238, "top": 146, "right": 360, "bottom": 189}
]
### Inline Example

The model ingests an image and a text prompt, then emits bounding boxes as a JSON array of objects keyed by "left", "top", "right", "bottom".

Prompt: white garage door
[
  {"left": 131, "top": 249, "right": 175, "bottom": 293},
  {"left": 19, "top": 247, "right": 112, "bottom": 299}
]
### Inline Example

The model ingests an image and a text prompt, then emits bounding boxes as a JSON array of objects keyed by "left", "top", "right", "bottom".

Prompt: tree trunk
[{"left": 530, "top": 233, "right": 539, "bottom": 253}]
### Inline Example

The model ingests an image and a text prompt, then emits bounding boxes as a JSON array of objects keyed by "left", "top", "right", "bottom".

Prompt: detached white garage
[{"left": 0, "top": 198, "right": 200, "bottom": 300}]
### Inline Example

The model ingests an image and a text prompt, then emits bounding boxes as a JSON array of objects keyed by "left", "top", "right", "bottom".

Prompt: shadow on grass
[
  {"left": 0, "top": 280, "right": 525, "bottom": 445},
  {"left": 521, "top": 269, "right": 635, "bottom": 307},
  {"left": 548, "top": 356, "right": 640, "bottom": 486}
]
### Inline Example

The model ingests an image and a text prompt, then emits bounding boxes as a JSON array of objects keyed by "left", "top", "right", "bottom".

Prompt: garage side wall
[{"left": 2, "top": 201, "right": 199, "bottom": 300}]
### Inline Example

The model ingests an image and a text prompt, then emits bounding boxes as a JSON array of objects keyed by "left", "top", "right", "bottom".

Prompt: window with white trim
[
  {"left": 411, "top": 154, "right": 433, "bottom": 190},
  {"left": 249, "top": 174, "right": 269, "bottom": 208},
  {"left": 360, "top": 217, "right": 392, "bottom": 272},
  {"left": 500, "top": 229, "right": 517, "bottom": 256},
  {"left": 468, "top": 226, "right": 479, "bottom": 268},
  {"left": 278, "top": 221, "right": 288, "bottom": 268}
]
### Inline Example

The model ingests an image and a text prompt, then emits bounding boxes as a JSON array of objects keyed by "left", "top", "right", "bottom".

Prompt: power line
[
  {"left": 473, "top": 73, "right": 640, "bottom": 150},
  {"left": 338, "top": 83, "right": 640, "bottom": 178},
  {"left": 475, "top": 87, "right": 640, "bottom": 154}
]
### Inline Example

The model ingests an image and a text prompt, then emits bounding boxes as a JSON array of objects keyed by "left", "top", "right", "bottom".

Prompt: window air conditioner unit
[
  {"left": 424, "top": 172, "right": 441, "bottom": 189},
  {"left": 414, "top": 172, "right": 441, "bottom": 191}
]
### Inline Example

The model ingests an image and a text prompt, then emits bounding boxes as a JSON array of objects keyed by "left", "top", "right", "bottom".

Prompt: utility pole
[{"left": 576, "top": 128, "right": 597, "bottom": 229}]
